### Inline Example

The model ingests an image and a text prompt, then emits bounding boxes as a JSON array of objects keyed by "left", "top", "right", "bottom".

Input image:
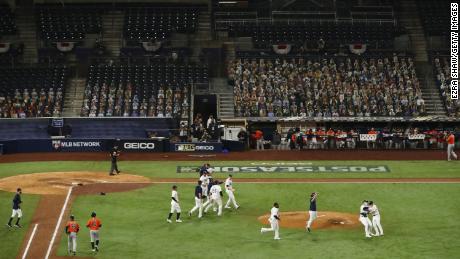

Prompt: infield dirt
[
  {"left": 0, "top": 171, "right": 150, "bottom": 195},
  {"left": 258, "top": 211, "right": 360, "bottom": 230},
  {"left": 0, "top": 172, "right": 151, "bottom": 259}
]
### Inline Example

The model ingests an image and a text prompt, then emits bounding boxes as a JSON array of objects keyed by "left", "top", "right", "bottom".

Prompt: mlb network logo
[{"left": 52, "top": 140, "right": 62, "bottom": 150}]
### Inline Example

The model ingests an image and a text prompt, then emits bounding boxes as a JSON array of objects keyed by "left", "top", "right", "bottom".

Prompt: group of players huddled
[
  {"left": 167, "top": 163, "right": 240, "bottom": 223},
  {"left": 165, "top": 164, "right": 385, "bottom": 241}
]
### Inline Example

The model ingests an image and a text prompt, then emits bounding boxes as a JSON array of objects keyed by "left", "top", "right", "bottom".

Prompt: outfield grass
[
  {"left": 0, "top": 160, "right": 459, "bottom": 179},
  {"left": 0, "top": 191, "right": 39, "bottom": 259},
  {"left": 57, "top": 183, "right": 460, "bottom": 259}
]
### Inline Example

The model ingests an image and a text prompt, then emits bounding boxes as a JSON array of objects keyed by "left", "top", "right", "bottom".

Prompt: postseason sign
[{"left": 177, "top": 165, "right": 390, "bottom": 173}]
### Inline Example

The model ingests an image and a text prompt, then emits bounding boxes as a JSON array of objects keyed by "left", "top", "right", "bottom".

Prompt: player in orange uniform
[
  {"left": 86, "top": 212, "right": 102, "bottom": 252},
  {"left": 367, "top": 128, "right": 378, "bottom": 149},
  {"left": 316, "top": 128, "right": 326, "bottom": 149},
  {"left": 446, "top": 132, "right": 458, "bottom": 161},
  {"left": 65, "top": 215, "right": 80, "bottom": 256}
]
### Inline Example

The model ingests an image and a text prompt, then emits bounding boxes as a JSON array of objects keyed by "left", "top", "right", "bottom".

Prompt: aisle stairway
[
  {"left": 399, "top": 0, "right": 447, "bottom": 116},
  {"left": 416, "top": 62, "right": 447, "bottom": 116},
  {"left": 196, "top": 11, "right": 212, "bottom": 40},
  {"left": 15, "top": 7, "right": 38, "bottom": 63},
  {"left": 399, "top": 0, "right": 428, "bottom": 62},
  {"left": 101, "top": 11, "right": 124, "bottom": 57},
  {"left": 62, "top": 78, "right": 86, "bottom": 117},
  {"left": 210, "top": 78, "right": 234, "bottom": 118}
]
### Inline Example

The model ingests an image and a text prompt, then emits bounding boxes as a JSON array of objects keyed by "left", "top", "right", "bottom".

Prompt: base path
[
  {"left": 0, "top": 172, "right": 151, "bottom": 259},
  {"left": 0, "top": 150, "right": 449, "bottom": 163}
]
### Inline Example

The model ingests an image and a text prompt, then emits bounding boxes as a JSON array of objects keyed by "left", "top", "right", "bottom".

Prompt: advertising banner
[
  {"left": 0, "top": 138, "right": 170, "bottom": 153},
  {"left": 117, "top": 139, "right": 165, "bottom": 152},
  {"left": 359, "top": 134, "right": 377, "bottom": 141},
  {"left": 171, "top": 142, "right": 222, "bottom": 152},
  {"left": 51, "top": 139, "right": 107, "bottom": 152},
  {"left": 408, "top": 134, "right": 425, "bottom": 140}
]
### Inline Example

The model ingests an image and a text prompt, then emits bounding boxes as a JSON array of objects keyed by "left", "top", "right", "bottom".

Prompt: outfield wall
[{"left": 0, "top": 138, "right": 235, "bottom": 154}]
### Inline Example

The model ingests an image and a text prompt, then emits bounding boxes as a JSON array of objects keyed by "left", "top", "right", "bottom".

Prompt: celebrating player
[
  {"left": 86, "top": 211, "right": 102, "bottom": 252},
  {"left": 224, "top": 174, "right": 239, "bottom": 209},
  {"left": 199, "top": 163, "right": 210, "bottom": 176},
  {"left": 199, "top": 171, "right": 211, "bottom": 201},
  {"left": 359, "top": 200, "right": 372, "bottom": 238},
  {"left": 65, "top": 215, "right": 80, "bottom": 256},
  {"left": 167, "top": 185, "right": 182, "bottom": 223},
  {"left": 6, "top": 188, "right": 22, "bottom": 228},
  {"left": 368, "top": 201, "right": 384, "bottom": 236},
  {"left": 189, "top": 180, "right": 204, "bottom": 218},
  {"left": 306, "top": 192, "right": 318, "bottom": 233},
  {"left": 260, "top": 202, "right": 281, "bottom": 240},
  {"left": 204, "top": 180, "right": 223, "bottom": 216}
]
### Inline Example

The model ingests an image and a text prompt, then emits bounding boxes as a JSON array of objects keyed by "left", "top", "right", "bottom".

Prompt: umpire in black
[{"left": 109, "top": 146, "right": 121, "bottom": 176}]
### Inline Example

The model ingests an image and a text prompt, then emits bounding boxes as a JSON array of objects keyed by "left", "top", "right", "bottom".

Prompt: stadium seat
[
  {"left": 80, "top": 63, "right": 207, "bottom": 119},
  {"left": 0, "top": 66, "right": 68, "bottom": 118}
]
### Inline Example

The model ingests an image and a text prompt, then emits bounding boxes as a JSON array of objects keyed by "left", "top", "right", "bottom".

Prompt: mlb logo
[
  {"left": 52, "top": 140, "right": 62, "bottom": 150},
  {"left": 175, "top": 144, "right": 195, "bottom": 151}
]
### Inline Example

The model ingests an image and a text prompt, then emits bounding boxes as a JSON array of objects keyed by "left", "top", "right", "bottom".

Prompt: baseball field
[{"left": 0, "top": 151, "right": 459, "bottom": 259}]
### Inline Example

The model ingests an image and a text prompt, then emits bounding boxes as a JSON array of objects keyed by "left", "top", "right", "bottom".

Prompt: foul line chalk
[
  {"left": 45, "top": 186, "right": 73, "bottom": 259},
  {"left": 22, "top": 223, "right": 38, "bottom": 259}
]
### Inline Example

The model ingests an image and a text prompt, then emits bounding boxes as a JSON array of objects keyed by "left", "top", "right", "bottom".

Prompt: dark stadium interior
[{"left": 0, "top": 0, "right": 458, "bottom": 154}]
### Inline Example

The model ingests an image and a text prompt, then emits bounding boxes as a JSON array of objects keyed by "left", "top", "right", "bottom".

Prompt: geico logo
[
  {"left": 124, "top": 143, "right": 155, "bottom": 149},
  {"left": 195, "top": 146, "right": 214, "bottom": 150}
]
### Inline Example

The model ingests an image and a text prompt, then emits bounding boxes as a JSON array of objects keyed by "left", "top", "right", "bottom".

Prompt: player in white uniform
[
  {"left": 306, "top": 192, "right": 318, "bottom": 232},
  {"left": 199, "top": 172, "right": 210, "bottom": 201},
  {"left": 167, "top": 185, "right": 182, "bottom": 223},
  {"left": 204, "top": 180, "right": 223, "bottom": 216},
  {"left": 368, "top": 201, "right": 384, "bottom": 236},
  {"left": 260, "top": 202, "right": 281, "bottom": 240},
  {"left": 359, "top": 200, "right": 372, "bottom": 238},
  {"left": 189, "top": 180, "right": 204, "bottom": 218},
  {"left": 224, "top": 174, "right": 239, "bottom": 209}
]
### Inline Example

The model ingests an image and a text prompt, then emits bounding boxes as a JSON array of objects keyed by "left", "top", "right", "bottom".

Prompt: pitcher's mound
[
  {"left": 258, "top": 211, "right": 360, "bottom": 230},
  {"left": 0, "top": 171, "right": 150, "bottom": 195}
]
